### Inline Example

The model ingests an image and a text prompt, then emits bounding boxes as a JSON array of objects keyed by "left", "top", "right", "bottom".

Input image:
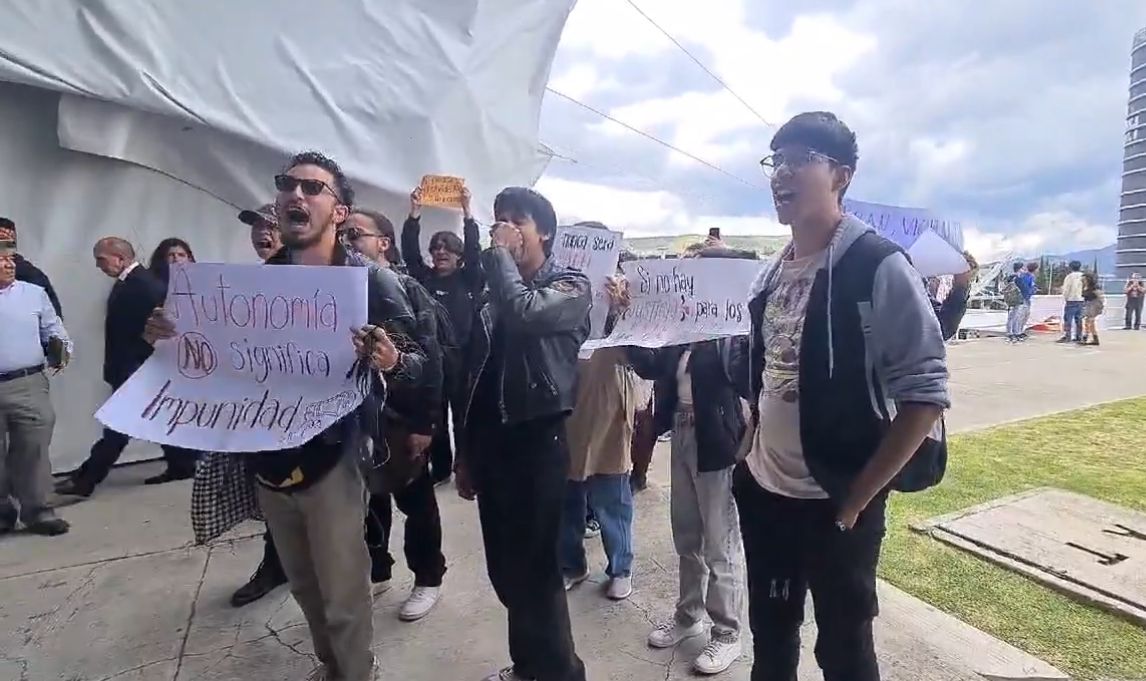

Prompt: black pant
[
  {"left": 473, "top": 416, "right": 585, "bottom": 681},
  {"left": 261, "top": 527, "right": 284, "bottom": 576},
  {"left": 429, "top": 398, "right": 457, "bottom": 482},
  {"left": 364, "top": 466, "right": 447, "bottom": 587},
  {"left": 1126, "top": 297, "right": 1143, "bottom": 329},
  {"left": 733, "top": 464, "right": 886, "bottom": 681},
  {"left": 75, "top": 427, "right": 197, "bottom": 486}
]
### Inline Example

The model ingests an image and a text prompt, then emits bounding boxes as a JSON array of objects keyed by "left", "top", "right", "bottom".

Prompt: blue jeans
[
  {"left": 1063, "top": 301, "right": 1083, "bottom": 340},
  {"left": 560, "top": 475, "right": 634, "bottom": 578}
]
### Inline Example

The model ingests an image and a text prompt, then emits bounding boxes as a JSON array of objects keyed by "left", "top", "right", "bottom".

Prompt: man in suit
[
  {"left": 55, "top": 237, "right": 197, "bottom": 498},
  {"left": 0, "top": 217, "right": 63, "bottom": 317}
]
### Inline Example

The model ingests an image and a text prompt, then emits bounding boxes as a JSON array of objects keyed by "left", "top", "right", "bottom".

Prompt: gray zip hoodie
[{"left": 747, "top": 214, "right": 949, "bottom": 442}]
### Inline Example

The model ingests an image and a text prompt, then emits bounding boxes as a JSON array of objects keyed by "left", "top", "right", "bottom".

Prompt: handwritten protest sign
[
  {"left": 844, "top": 198, "right": 968, "bottom": 277},
  {"left": 552, "top": 224, "right": 622, "bottom": 340},
  {"left": 419, "top": 174, "right": 465, "bottom": 208},
  {"left": 582, "top": 257, "right": 764, "bottom": 350},
  {"left": 96, "top": 263, "right": 368, "bottom": 453}
]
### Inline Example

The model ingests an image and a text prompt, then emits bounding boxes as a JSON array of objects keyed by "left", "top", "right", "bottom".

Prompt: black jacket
[
  {"left": 104, "top": 265, "right": 165, "bottom": 387},
  {"left": 15, "top": 254, "right": 62, "bottom": 318},
  {"left": 460, "top": 248, "right": 591, "bottom": 433},
  {"left": 401, "top": 216, "right": 483, "bottom": 347},
  {"left": 625, "top": 339, "right": 745, "bottom": 473}
]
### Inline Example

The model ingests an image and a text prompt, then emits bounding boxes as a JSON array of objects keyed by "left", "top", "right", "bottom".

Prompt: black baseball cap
[{"left": 238, "top": 203, "right": 277, "bottom": 227}]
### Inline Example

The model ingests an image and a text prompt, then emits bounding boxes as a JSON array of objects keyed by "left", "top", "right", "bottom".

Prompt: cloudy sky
[{"left": 535, "top": 0, "right": 1146, "bottom": 259}]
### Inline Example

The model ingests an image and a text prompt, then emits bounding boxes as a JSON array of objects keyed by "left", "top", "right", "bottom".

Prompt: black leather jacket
[{"left": 460, "top": 248, "right": 591, "bottom": 432}]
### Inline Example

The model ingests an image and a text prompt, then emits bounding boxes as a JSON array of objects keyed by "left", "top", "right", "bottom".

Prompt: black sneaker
[
  {"left": 54, "top": 478, "right": 94, "bottom": 498},
  {"left": 230, "top": 561, "right": 287, "bottom": 607},
  {"left": 25, "top": 518, "right": 70, "bottom": 536},
  {"left": 144, "top": 469, "right": 194, "bottom": 485}
]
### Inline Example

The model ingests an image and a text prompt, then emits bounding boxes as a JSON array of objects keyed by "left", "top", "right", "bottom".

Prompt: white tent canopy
[{"left": 0, "top": 0, "right": 574, "bottom": 471}]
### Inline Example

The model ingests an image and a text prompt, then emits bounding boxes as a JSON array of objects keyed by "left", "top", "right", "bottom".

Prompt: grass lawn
[{"left": 880, "top": 397, "right": 1146, "bottom": 680}]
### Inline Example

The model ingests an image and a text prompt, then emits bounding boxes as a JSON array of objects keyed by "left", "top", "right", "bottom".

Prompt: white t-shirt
[
  {"left": 746, "top": 250, "right": 829, "bottom": 499},
  {"left": 676, "top": 350, "right": 693, "bottom": 407}
]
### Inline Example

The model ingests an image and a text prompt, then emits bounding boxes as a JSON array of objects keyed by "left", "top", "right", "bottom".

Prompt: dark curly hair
[{"left": 284, "top": 151, "right": 355, "bottom": 208}]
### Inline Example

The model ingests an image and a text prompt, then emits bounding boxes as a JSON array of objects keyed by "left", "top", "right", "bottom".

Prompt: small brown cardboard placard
[{"left": 419, "top": 175, "right": 465, "bottom": 208}]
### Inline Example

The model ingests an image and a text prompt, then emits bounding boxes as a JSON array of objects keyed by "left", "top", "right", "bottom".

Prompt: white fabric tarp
[{"left": 0, "top": 0, "right": 575, "bottom": 471}]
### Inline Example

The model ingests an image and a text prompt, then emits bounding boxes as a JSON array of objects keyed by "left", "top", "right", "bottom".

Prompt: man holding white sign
[{"left": 141, "top": 152, "right": 439, "bottom": 681}]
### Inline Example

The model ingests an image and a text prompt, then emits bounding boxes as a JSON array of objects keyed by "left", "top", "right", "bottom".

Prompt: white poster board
[
  {"left": 583, "top": 258, "right": 764, "bottom": 350},
  {"left": 96, "top": 263, "right": 368, "bottom": 453},
  {"left": 552, "top": 225, "right": 622, "bottom": 340},
  {"left": 845, "top": 198, "right": 969, "bottom": 277}
]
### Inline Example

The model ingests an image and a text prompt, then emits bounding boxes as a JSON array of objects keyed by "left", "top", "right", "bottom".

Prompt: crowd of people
[{"left": 1, "top": 111, "right": 965, "bottom": 681}]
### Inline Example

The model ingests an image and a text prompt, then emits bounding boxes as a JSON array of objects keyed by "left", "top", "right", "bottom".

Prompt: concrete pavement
[{"left": 2, "top": 332, "right": 1144, "bottom": 681}]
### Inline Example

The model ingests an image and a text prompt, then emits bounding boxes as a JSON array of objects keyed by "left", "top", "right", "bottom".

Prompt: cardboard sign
[
  {"left": 96, "top": 262, "right": 368, "bottom": 453},
  {"left": 552, "top": 224, "right": 622, "bottom": 340},
  {"left": 419, "top": 174, "right": 465, "bottom": 208},
  {"left": 582, "top": 257, "right": 764, "bottom": 350}
]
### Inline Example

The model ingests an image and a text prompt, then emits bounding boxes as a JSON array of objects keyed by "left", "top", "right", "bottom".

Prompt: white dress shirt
[
  {"left": 118, "top": 261, "right": 141, "bottom": 281},
  {"left": 0, "top": 280, "right": 73, "bottom": 374}
]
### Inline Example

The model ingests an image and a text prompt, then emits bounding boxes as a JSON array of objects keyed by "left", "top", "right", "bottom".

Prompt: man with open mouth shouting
[
  {"left": 147, "top": 151, "right": 441, "bottom": 681},
  {"left": 732, "top": 112, "right": 950, "bottom": 681}
]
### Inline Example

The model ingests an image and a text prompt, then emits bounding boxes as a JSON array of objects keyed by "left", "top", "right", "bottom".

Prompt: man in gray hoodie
[{"left": 731, "top": 112, "right": 950, "bottom": 681}]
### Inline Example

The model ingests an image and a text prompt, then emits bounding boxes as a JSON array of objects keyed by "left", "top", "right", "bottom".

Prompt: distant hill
[
  {"left": 1037, "top": 244, "right": 1115, "bottom": 273},
  {"left": 625, "top": 234, "right": 787, "bottom": 257}
]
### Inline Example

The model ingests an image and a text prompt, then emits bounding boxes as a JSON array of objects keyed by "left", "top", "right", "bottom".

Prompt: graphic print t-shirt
[{"left": 747, "top": 250, "right": 829, "bottom": 499}]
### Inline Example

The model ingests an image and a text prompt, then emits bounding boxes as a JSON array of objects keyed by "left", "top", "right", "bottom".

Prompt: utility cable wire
[
  {"left": 545, "top": 86, "right": 766, "bottom": 190},
  {"left": 621, "top": 0, "right": 775, "bottom": 129}
]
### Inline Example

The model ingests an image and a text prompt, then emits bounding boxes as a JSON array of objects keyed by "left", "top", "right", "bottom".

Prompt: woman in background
[
  {"left": 1081, "top": 272, "right": 1105, "bottom": 346},
  {"left": 147, "top": 238, "right": 196, "bottom": 291}
]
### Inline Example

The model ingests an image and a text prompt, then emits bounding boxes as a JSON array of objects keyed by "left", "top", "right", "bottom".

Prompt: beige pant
[
  {"left": 0, "top": 372, "right": 57, "bottom": 525},
  {"left": 257, "top": 455, "right": 374, "bottom": 681}
]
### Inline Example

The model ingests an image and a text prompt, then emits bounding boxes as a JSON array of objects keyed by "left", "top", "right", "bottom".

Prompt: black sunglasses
[{"left": 274, "top": 174, "right": 340, "bottom": 200}]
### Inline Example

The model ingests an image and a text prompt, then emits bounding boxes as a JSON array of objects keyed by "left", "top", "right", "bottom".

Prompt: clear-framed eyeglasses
[{"left": 759, "top": 149, "right": 841, "bottom": 178}]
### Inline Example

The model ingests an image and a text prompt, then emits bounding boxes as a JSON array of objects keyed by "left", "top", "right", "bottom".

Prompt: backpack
[
  {"left": 833, "top": 233, "right": 948, "bottom": 493},
  {"left": 1001, "top": 275, "right": 1024, "bottom": 307}
]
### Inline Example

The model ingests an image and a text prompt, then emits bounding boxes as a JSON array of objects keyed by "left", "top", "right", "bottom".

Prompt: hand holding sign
[
  {"left": 419, "top": 175, "right": 466, "bottom": 209},
  {"left": 605, "top": 275, "right": 631, "bottom": 312},
  {"left": 144, "top": 307, "right": 177, "bottom": 345},
  {"left": 353, "top": 325, "right": 399, "bottom": 373},
  {"left": 409, "top": 187, "right": 423, "bottom": 219}
]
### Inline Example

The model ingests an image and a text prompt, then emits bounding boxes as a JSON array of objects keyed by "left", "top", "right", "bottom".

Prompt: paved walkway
[{"left": 2, "top": 333, "right": 1144, "bottom": 681}]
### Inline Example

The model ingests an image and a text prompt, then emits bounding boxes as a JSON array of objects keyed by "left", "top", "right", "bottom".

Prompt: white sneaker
[
  {"left": 371, "top": 580, "right": 392, "bottom": 599},
  {"left": 606, "top": 575, "right": 633, "bottom": 600},
  {"left": 563, "top": 569, "right": 590, "bottom": 591},
  {"left": 481, "top": 666, "right": 532, "bottom": 681},
  {"left": 647, "top": 618, "right": 705, "bottom": 648},
  {"left": 693, "top": 635, "right": 741, "bottom": 675},
  {"left": 583, "top": 519, "right": 601, "bottom": 539},
  {"left": 398, "top": 585, "right": 440, "bottom": 621}
]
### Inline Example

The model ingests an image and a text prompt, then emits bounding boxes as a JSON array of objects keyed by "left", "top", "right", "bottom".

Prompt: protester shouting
[
  {"left": 145, "top": 152, "right": 440, "bottom": 681},
  {"left": 343, "top": 207, "right": 449, "bottom": 623},
  {"left": 734, "top": 112, "right": 950, "bottom": 681},
  {"left": 455, "top": 187, "right": 590, "bottom": 681},
  {"left": 615, "top": 247, "right": 751, "bottom": 677},
  {"left": 402, "top": 184, "right": 483, "bottom": 485},
  {"left": 229, "top": 204, "right": 289, "bottom": 609}
]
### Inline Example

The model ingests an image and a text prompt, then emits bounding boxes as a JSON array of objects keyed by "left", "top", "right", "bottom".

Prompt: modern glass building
[{"left": 1116, "top": 27, "right": 1146, "bottom": 276}]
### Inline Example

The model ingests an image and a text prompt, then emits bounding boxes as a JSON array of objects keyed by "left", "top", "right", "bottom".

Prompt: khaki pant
[
  {"left": 257, "top": 454, "right": 374, "bottom": 681},
  {"left": 0, "top": 372, "right": 57, "bottom": 526}
]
